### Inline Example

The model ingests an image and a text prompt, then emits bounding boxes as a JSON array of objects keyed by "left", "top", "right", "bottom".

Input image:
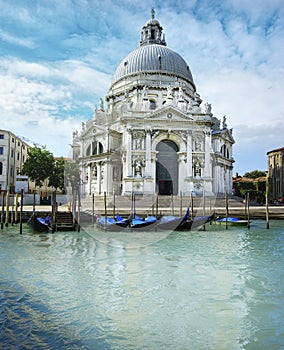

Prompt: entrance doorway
[{"left": 156, "top": 140, "right": 178, "bottom": 195}]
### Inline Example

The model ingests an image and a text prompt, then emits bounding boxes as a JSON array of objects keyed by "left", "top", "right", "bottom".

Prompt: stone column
[
  {"left": 97, "top": 163, "right": 101, "bottom": 194},
  {"left": 187, "top": 131, "right": 193, "bottom": 177},
  {"left": 126, "top": 129, "right": 132, "bottom": 177},
  {"left": 204, "top": 131, "right": 211, "bottom": 178},
  {"left": 178, "top": 153, "right": 187, "bottom": 194},
  {"left": 88, "top": 163, "right": 92, "bottom": 195},
  {"left": 145, "top": 130, "right": 151, "bottom": 177}
]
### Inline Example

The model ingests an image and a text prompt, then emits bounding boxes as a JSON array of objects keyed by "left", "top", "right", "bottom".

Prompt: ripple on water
[{"left": 0, "top": 222, "right": 284, "bottom": 349}]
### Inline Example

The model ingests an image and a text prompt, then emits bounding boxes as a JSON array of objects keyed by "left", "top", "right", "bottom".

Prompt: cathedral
[{"left": 71, "top": 11, "right": 235, "bottom": 197}]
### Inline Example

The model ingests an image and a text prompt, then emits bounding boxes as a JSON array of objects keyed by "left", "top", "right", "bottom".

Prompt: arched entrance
[{"left": 156, "top": 140, "right": 179, "bottom": 195}]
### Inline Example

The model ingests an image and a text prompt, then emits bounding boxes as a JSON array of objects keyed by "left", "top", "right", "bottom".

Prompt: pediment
[
  {"left": 82, "top": 121, "right": 107, "bottom": 138},
  {"left": 214, "top": 128, "right": 235, "bottom": 144},
  {"left": 145, "top": 105, "right": 194, "bottom": 122}
]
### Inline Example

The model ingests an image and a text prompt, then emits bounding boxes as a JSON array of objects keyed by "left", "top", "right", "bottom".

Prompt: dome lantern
[{"left": 140, "top": 8, "right": 166, "bottom": 47}]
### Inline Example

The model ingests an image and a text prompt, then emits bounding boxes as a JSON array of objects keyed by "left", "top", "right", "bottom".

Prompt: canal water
[{"left": 0, "top": 221, "right": 283, "bottom": 349}]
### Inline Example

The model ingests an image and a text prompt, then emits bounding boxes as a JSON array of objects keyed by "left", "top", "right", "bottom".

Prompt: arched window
[
  {"left": 86, "top": 144, "right": 91, "bottom": 156},
  {"left": 220, "top": 144, "right": 227, "bottom": 157},
  {"left": 92, "top": 142, "right": 104, "bottom": 155}
]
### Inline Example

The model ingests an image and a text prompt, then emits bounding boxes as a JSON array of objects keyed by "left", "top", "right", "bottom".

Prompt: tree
[
  {"left": 22, "top": 145, "right": 55, "bottom": 187},
  {"left": 243, "top": 170, "right": 267, "bottom": 179},
  {"left": 48, "top": 157, "right": 65, "bottom": 191},
  {"left": 64, "top": 160, "right": 81, "bottom": 192}
]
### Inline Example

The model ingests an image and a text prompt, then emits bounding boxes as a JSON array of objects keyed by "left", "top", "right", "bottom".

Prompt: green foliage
[
  {"left": 48, "top": 157, "right": 65, "bottom": 191},
  {"left": 243, "top": 170, "right": 267, "bottom": 178},
  {"left": 22, "top": 145, "right": 54, "bottom": 187},
  {"left": 64, "top": 160, "right": 80, "bottom": 191}
]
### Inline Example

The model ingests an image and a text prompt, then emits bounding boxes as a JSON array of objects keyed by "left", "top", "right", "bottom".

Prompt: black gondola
[{"left": 28, "top": 213, "right": 51, "bottom": 233}]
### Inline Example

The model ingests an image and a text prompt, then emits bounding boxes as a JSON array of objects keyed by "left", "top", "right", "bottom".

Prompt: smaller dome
[{"left": 144, "top": 18, "right": 160, "bottom": 27}]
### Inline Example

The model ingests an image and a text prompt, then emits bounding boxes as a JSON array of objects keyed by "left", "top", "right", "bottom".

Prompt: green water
[{"left": 0, "top": 220, "right": 283, "bottom": 349}]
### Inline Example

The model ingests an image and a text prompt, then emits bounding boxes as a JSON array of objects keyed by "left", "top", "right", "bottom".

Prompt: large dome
[{"left": 111, "top": 44, "right": 194, "bottom": 87}]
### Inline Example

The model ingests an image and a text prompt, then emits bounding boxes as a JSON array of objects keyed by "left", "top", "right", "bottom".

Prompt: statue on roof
[
  {"left": 222, "top": 115, "right": 227, "bottom": 129},
  {"left": 151, "top": 8, "right": 155, "bottom": 19},
  {"left": 99, "top": 98, "right": 105, "bottom": 112}
]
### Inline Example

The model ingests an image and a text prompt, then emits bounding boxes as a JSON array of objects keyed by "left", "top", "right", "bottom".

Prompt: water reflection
[{"left": 0, "top": 222, "right": 283, "bottom": 349}]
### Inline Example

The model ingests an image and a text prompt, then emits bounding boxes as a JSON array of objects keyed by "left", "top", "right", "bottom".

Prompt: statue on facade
[
  {"left": 222, "top": 115, "right": 227, "bottom": 129},
  {"left": 192, "top": 92, "right": 202, "bottom": 107},
  {"left": 194, "top": 161, "right": 202, "bottom": 177},
  {"left": 142, "top": 85, "right": 148, "bottom": 99},
  {"left": 99, "top": 98, "right": 104, "bottom": 111},
  {"left": 203, "top": 102, "right": 212, "bottom": 114},
  {"left": 93, "top": 164, "right": 97, "bottom": 178},
  {"left": 166, "top": 86, "right": 173, "bottom": 98}
]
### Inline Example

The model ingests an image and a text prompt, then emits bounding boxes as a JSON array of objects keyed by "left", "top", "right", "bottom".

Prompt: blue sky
[{"left": 0, "top": 0, "right": 283, "bottom": 175}]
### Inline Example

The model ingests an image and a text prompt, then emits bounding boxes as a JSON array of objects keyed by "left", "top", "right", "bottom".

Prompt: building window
[
  {"left": 0, "top": 134, "right": 4, "bottom": 139},
  {"left": 23, "top": 155, "right": 25, "bottom": 162},
  {"left": 11, "top": 149, "right": 14, "bottom": 158},
  {"left": 10, "top": 167, "right": 14, "bottom": 177},
  {"left": 149, "top": 100, "right": 156, "bottom": 110},
  {"left": 18, "top": 141, "right": 20, "bottom": 146},
  {"left": 17, "top": 152, "right": 20, "bottom": 160},
  {"left": 0, "top": 162, "right": 2, "bottom": 175},
  {"left": 12, "top": 137, "right": 14, "bottom": 143},
  {"left": 0, "top": 147, "right": 3, "bottom": 155}
]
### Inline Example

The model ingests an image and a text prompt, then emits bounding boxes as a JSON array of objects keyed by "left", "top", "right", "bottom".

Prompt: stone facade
[
  {"left": 72, "top": 13, "right": 234, "bottom": 197},
  {"left": 0, "top": 129, "right": 30, "bottom": 192},
  {"left": 267, "top": 147, "right": 284, "bottom": 202}
]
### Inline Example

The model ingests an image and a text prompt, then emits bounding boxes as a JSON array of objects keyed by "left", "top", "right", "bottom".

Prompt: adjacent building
[
  {"left": 0, "top": 129, "right": 30, "bottom": 192},
  {"left": 267, "top": 147, "right": 284, "bottom": 202},
  {"left": 71, "top": 12, "right": 235, "bottom": 197}
]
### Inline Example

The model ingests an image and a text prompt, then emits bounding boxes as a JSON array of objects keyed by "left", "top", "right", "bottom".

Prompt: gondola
[
  {"left": 129, "top": 214, "right": 159, "bottom": 230},
  {"left": 215, "top": 216, "right": 250, "bottom": 226},
  {"left": 28, "top": 213, "right": 51, "bottom": 233},
  {"left": 97, "top": 215, "right": 130, "bottom": 231}
]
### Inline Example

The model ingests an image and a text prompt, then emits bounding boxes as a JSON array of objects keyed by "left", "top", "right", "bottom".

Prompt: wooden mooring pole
[
  {"left": 104, "top": 191, "right": 107, "bottom": 224},
  {"left": 225, "top": 193, "right": 229, "bottom": 230},
  {"left": 113, "top": 190, "right": 116, "bottom": 219},
  {"left": 190, "top": 193, "right": 193, "bottom": 220},
  {"left": 5, "top": 191, "right": 9, "bottom": 227},
  {"left": 19, "top": 189, "right": 23, "bottom": 235},
  {"left": 77, "top": 186, "right": 81, "bottom": 232},
  {"left": 155, "top": 193, "right": 159, "bottom": 218},
  {"left": 92, "top": 193, "right": 95, "bottom": 225},
  {"left": 265, "top": 192, "right": 269, "bottom": 229},
  {"left": 180, "top": 191, "right": 182, "bottom": 218},
  {"left": 15, "top": 193, "right": 19, "bottom": 223},
  {"left": 51, "top": 191, "right": 56, "bottom": 233},
  {"left": 11, "top": 193, "right": 14, "bottom": 226},
  {"left": 246, "top": 192, "right": 250, "bottom": 229},
  {"left": 1, "top": 191, "right": 5, "bottom": 229}
]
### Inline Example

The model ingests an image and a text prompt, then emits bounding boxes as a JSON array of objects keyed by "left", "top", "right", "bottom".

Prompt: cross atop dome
[{"left": 140, "top": 9, "right": 166, "bottom": 46}]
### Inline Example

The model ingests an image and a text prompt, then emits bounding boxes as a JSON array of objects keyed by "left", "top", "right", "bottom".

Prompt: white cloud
[{"left": 0, "top": 0, "right": 283, "bottom": 172}]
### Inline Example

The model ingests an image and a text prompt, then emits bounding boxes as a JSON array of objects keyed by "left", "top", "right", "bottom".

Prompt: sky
[{"left": 0, "top": 0, "right": 283, "bottom": 175}]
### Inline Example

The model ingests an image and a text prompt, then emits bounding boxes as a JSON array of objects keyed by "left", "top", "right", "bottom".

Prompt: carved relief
[{"left": 193, "top": 133, "right": 204, "bottom": 152}]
